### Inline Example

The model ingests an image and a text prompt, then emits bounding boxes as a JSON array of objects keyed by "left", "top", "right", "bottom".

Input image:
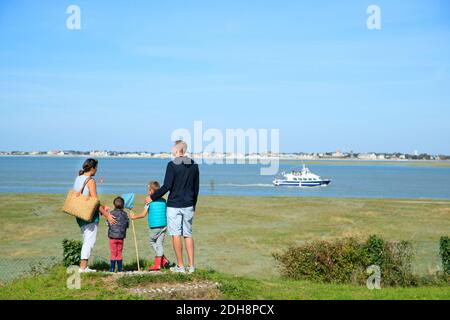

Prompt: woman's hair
[
  {"left": 148, "top": 181, "right": 160, "bottom": 193},
  {"left": 79, "top": 158, "right": 98, "bottom": 176}
]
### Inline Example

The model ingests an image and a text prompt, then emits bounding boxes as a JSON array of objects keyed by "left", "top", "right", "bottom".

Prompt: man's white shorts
[{"left": 166, "top": 206, "right": 194, "bottom": 237}]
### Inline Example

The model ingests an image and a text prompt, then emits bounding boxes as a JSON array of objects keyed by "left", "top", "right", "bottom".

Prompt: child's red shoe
[{"left": 149, "top": 256, "right": 162, "bottom": 271}]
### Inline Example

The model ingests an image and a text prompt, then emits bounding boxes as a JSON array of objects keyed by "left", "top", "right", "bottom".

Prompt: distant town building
[
  {"left": 47, "top": 150, "right": 65, "bottom": 156},
  {"left": 332, "top": 150, "right": 345, "bottom": 158},
  {"left": 90, "top": 150, "right": 109, "bottom": 157},
  {"left": 358, "top": 153, "right": 377, "bottom": 160}
]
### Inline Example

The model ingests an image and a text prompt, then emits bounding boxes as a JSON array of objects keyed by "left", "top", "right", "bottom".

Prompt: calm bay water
[{"left": 0, "top": 157, "right": 449, "bottom": 199}]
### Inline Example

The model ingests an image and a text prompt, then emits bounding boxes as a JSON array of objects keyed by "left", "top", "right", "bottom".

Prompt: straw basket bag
[{"left": 62, "top": 177, "right": 100, "bottom": 222}]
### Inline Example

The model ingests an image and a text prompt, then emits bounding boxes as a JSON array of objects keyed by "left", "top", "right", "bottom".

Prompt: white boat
[{"left": 273, "top": 164, "right": 331, "bottom": 187}]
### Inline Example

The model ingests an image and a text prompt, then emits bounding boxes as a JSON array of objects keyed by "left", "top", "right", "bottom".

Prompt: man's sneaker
[
  {"left": 170, "top": 265, "right": 186, "bottom": 273},
  {"left": 187, "top": 266, "right": 195, "bottom": 274},
  {"left": 79, "top": 267, "right": 97, "bottom": 273}
]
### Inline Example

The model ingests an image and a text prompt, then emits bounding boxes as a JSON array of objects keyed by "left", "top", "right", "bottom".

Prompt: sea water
[{"left": 0, "top": 157, "right": 449, "bottom": 199}]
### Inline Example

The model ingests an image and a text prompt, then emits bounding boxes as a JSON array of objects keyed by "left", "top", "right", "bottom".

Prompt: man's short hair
[
  {"left": 113, "top": 196, "right": 125, "bottom": 210},
  {"left": 172, "top": 140, "right": 187, "bottom": 156}
]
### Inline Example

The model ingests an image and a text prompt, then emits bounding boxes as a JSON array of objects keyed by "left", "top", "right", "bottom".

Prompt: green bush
[
  {"left": 273, "top": 235, "right": 416, "bottom": 286},
  {"left": 62, "top": 239, "right": 82, "bottom": 267},
  {"left": 439, "top": 236, "right": 450, "bottom": 275},
  {"left": 361, "top": 234, "right": 385, "bottom": 266}
]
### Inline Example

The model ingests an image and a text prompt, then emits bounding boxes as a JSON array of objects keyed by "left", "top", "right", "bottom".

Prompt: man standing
[{"left": 147, "top": 140, "right": 199, "bottom": 273}]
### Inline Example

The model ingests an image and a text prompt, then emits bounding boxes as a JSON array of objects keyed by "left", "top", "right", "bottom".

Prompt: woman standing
[{"left": 74, "top": 158, "right": 116, "bottom": 273}]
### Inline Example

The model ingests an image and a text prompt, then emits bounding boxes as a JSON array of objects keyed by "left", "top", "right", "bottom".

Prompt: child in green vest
[{"left": 130, "top": 181, "right": 174, "bottom": 271}]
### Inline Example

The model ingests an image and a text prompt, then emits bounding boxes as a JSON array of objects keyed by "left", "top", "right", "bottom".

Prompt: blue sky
[{"left": 0, "top": 0, "right": 449, "bottom": 154}]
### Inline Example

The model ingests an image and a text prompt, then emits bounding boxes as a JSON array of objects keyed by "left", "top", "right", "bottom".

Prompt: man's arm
[
  {"left": 151, "top": 162, "right": 174, "bottom": 201},
  {"left": 193, "top": 165, "right": 199, "bottom": 210}
]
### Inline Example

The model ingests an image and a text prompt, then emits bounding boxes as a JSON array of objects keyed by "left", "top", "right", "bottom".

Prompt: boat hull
[{"left": 273, "top": 179, "right": 331, "bottom": 187}]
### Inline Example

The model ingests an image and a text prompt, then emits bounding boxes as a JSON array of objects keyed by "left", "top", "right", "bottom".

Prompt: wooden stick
[{"left": 129, "top": 210, "right": 140, "bottom": 272}]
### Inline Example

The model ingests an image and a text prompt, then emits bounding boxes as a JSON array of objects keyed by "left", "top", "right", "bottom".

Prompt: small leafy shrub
[
  {"left": 272, "top": 238, "right": 362, "bottom": 283},
  {"left": 439, "top": 236, "right": 450, "bottom": 275},
  {"left": 273, "top": 235, "right": 416, "bottom": 286},
  {"left": 62, "top": 239, "right": 82, "bottom": 267},
  {"left": 361, "top": 234, "right": 385, "bottom": 266},
  {"left": 90, "top": 260, "right": 110, "bottom": 271}
]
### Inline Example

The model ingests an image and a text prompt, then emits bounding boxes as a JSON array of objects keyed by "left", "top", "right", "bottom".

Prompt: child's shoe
[{"left": 149, "top": 256, "right": 162, "bottom": 271}]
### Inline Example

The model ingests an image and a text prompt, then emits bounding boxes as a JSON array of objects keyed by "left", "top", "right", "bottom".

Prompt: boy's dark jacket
[{"left": 108, "top": 209, "right": 129, "bottom": 239}]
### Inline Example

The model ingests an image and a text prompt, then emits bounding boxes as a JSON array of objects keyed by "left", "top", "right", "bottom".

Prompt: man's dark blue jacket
[{"left": 151, "top": 156, "right": 200, "bottom": 209}]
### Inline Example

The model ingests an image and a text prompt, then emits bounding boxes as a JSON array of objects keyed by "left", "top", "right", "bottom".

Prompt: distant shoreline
[
  {"left": 0, "top": 154, "right": 449, "bottom": 162},
  {"left": 1, "top": 154, "right": 450, "bottom": 167}
]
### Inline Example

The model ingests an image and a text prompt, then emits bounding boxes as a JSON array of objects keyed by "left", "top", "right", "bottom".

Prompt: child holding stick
[
  {"left": 107, "top": 196, "right": 129, "bottom": 272},
  {"left": 130, "top": 181, "right": 173, "bottom": 271}
]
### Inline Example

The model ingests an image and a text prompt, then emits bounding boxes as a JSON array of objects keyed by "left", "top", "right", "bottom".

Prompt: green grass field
[
  {"left": 0, "top": 194, "right": 449, "bottom": 299},
  {"left": 1, "top": 266, "right": 449, "bottom": 300}
]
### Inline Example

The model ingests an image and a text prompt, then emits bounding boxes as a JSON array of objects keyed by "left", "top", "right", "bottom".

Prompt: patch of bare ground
[{"left": 127, "top": 280, "right": 221, "bottom": 300}]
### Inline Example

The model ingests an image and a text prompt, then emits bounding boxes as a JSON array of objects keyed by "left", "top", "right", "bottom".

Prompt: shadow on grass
[{"left": 91, "top": 258, "right": 150, "bottom": 272}]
